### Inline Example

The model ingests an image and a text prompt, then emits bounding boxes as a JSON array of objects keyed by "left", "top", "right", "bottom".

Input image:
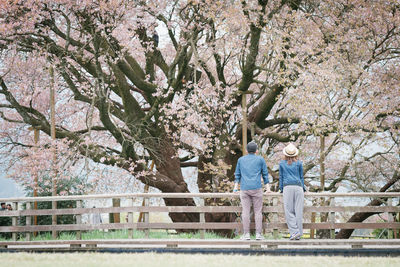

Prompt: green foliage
[
  {"left": 372, "top": 228, "right": 388, "bottom": 239},
  {"left": 0, "top": 217, "right": 11, "bottom": 239},
  {"left": 21, "top": 175, "right": 90, "bottom": 228}
]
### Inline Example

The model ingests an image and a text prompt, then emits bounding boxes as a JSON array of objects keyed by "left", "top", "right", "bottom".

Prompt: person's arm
[
  {"left": 261, "top": 158, "right": 269, "bottom": 185},
  {"left": 233, "top": 159, "right": 241, "bottom": 192},
  {"left": 279, "top": 163, "right": 283, "bottom": 193},
  {"left": 261, "top": 158, "right": 271, "bottom": 193},
  {"left": 299, "top": 162, "right": 305, "bottom": 191}
]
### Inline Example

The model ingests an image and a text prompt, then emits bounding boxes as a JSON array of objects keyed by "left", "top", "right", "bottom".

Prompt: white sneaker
[
  {"left": 295, "top": 233, "right": 301, "bottom": 240},
  {"left": 255, "top": 233, "right": 265, "bottom": 240},
  {"left": 290, "top": 232, "right": 301, "bottom": 240},
  {"left": 240, "top": 233, "right": 251, "bottom": 240}
]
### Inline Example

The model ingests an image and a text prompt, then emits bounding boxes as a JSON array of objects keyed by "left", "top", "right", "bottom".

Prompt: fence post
[
  {"left": 76, "top": 200, "right": 82, "bottom": 240},
  {"left": 199, "top": 198, "right": 205, "bottom": 239},
  {"left": 397, "top": 211, "right": 400, "bottom": 239},
  {"left": 26, "top": 202, "right": 31, "bottom": 241},
  {"left": 310, "top": 212, "right": 316, "bottom": 239},
  {"left": 387, "top": 198, "right": 393, "bottom": 239},
  {"left": 329, "top": 197, "right": 335, "bottom": 239},
  {"left": 144, "top": 197, "right": 149, "bottom": 238},
  {"left": 52, "top": 199, "right": 57, "bottom": 239},
  {"left": 127, "top": 198, "right": 134, "bottom": 239},
  {"left": 394, "top": 212, "right": 400, "bottom": 239},
  {"left": 109, "top": 198, "right": 121, "bottom": 224},
  {"left": 310, "top": 197, "right": 317, "bottom": 239},
  {"left": 272, "top": 197, "right": 279, "bottom": 239},
  {"left": 51, "top": 202, "right": 57, "bottom": 239},
  {"left": 11, "top": 202, "right": 18, "bottom": 241},
  {"left": 319, "top": 196, "right": 328, "bottom": 239}
]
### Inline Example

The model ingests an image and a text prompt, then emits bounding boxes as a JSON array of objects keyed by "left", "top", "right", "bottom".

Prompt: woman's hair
[{"left": 285, "top": 155, "right": 298, "bottom": 165}]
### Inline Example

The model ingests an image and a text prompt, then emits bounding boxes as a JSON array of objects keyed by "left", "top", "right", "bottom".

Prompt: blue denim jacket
[
  {"left": 279, "top": 160, "right": 305, "bottom": 192},
  {"left": 234, "top": 154, "right": 269, "bottom": 190}
]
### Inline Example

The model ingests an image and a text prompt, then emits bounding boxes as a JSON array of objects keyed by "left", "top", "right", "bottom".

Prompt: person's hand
[
  {"left": 264, "top": 184, "right": 271, "bottom": 193},
  {"left": 233, "top": 183, "right": 239, "bottom": 193}
]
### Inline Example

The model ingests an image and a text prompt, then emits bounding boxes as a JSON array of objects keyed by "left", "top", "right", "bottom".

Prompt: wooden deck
[{"left": 0, "top": 192, "right": 399, "bottom": 249}]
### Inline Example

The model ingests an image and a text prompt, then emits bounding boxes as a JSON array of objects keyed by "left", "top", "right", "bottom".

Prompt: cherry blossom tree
[{"left": 0, "top": 0, "right": 399, "bottom": 227}]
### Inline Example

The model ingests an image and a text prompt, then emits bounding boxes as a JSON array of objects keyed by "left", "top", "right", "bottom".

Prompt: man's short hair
[{"left": 246, "top": 142, "right": 258, "bottom": 153}]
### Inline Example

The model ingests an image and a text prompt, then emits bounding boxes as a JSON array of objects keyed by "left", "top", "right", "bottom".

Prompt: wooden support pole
[
  {"left": 240, "top": 91, "right": 254, "bottom": 156},
  {"left": 49, "top": 65, "right": 57, "bottom": 239},
  {"left": 242, "top": 93, "right": 247, "bottom": 156},
  {"left": 33, "top": 129, "right": 39, "bottom": 236},
  {"left": 320, "top": 135, "right": 325, "bottom": 191},
  {"left": 28, "top": 127, "right": 40, "bottom": 237}
]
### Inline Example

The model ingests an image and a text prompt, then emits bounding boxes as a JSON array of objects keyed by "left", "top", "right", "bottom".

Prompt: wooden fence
[{"left": 0, "top": 192, "right": 399, "bottom": 242}]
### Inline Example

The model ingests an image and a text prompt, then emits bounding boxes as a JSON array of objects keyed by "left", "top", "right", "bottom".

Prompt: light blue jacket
[
  {"left": 234, "top": 154, "right": 269, "bottom": 190},
  {"left": 279, "top": 160, "right": 305, "bottom": 192}
]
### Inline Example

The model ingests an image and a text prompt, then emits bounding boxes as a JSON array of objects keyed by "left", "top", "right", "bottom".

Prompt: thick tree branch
[{"left": 336, "top": 170, "right": 400, "bottom": 239}]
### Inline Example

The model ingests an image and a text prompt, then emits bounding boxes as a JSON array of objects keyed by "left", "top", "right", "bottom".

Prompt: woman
[{"left": 279, "top": 143, "right": 305, "bottom": 240}]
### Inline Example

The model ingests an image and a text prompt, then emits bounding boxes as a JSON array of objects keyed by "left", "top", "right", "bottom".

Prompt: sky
[{"left": 0, "top": 170, "right": 24, "bottom": 198}]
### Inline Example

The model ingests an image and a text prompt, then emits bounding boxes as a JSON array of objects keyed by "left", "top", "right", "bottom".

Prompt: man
[
  {"left": 0, "top": 203, "right": 5, "bottom": 211},
  {"left": 233, "top": 142, "right": 270, "bottom": 240}
]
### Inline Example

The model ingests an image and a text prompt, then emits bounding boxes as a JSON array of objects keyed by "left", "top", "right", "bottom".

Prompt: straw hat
[{"left": 283, "top": 143, "right": 299, "bottom": 157}]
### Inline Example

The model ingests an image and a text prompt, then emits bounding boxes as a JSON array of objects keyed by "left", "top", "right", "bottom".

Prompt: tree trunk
[
  {"left": 151, "top": 139, "right": 199, "bottom": 224},
  {"left": 194, "top": 149, "right": 243, "bottom": 236},
  {"left": 335, "top": 172, "right": 400, "bottom": 239}
]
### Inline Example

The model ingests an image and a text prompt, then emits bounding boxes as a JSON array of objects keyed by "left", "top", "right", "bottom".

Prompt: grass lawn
[
  {"left": 1, "top": 230, "right": 231, "bottom": 241},
  {"left": 2, "top": 230, "right": 285, "bottom": 241},
  {"left": 1, "top": 253, "right": 399, "bottom": 267}
]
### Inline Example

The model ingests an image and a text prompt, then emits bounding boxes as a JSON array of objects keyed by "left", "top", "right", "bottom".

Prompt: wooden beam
[
  {"left": 49, "top": 65, "right": 57, "bottom": 239},
  {"left": 2, "top": 222, "right": 400, "bottom": 232},
  {"left": 1, "top": 192, "right": 400, "bottom": 202}
]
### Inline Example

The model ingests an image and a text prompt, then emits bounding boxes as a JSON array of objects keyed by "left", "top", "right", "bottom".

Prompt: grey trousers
[
  {"left": 240, "top": 188, "right": 263, "bottom": 234},
  {"left": 283, "top": 185, "right": 304, "bottom": 236}
]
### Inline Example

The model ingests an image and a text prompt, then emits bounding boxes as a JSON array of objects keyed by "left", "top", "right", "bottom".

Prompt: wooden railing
[{"left": 0, "top": 192, "right": 399, "bottom": 241}]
